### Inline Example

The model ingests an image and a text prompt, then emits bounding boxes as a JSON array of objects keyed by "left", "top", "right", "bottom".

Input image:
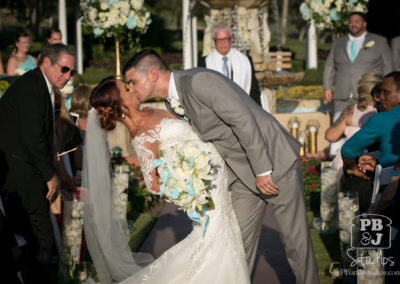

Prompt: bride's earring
[{"left": 122, "top": 113, "right": 126, "bottom": 119}]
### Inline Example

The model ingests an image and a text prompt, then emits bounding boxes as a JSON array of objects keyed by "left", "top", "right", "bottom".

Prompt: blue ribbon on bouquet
[{"left": 152, "top": 159, "right": 170, "bottom": 196}]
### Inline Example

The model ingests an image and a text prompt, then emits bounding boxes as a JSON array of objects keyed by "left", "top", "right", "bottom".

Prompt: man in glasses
[
  {"left": 0, "top": 43, "right": 75, "bottom": 283},
  {"left": 198, "top": 24, "right": 261, "bottom": 105}
]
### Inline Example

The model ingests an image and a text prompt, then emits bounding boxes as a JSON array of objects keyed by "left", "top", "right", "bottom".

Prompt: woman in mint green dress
[{"left": 6, "top": 32, "right": 36, "bottom": 76}]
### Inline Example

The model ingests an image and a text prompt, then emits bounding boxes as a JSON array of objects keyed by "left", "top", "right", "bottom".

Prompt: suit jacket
[
  {"left": 323, "top": 32, "right": 392, "bottom": 101},
  {"left": 174, "top": 68, "right": 301, "bottom": 193},
  {"left": 0, "top": 68, "right": 55, "bottom": 212},
  {"left": 392, "top": 36, "right": 400, "bottom": 71},
  {"left": 198, "top": 53, "right": 261, "bottom": 106}
]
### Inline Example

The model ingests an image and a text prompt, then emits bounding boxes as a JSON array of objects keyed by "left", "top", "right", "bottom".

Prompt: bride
[{"left": 82, "top": 76, "right": 250, "bottom": 283}]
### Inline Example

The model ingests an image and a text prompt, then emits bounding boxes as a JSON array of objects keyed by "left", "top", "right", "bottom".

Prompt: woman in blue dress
[{"left": 6, "top": 32, "right": 36, "bottom": 75}]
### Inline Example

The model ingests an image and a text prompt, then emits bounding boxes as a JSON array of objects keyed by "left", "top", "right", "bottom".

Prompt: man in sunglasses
[
  {"left": 0, "top": 43, "right": 75, "bottom": 283},
  {"left": 198, "top": 24, "right": 261, "bottom": 106}
]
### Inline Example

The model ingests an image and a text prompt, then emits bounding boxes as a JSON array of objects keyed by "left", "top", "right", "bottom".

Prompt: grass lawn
[{"left": 308, "top": 212, "right": 342, "bottom": 284}]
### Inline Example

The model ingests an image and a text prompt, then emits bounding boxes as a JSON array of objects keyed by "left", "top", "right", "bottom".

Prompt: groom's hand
[{"left": 256, "top": 175, "right": 279, "bottom": 195}]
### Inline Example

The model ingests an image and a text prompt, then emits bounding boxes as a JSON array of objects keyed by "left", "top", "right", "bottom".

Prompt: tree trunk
[
  {"left": 281, "top": 0, "right": 289, "bottom": 46},
  {"left": 298, "top": 25, "right": 306, "bottom": 42}
]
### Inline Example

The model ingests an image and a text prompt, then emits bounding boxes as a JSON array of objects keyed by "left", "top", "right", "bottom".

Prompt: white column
[
  {"left": 191, "top": 14, "right": 197, "bottom": 67},
  {"left": 182, "top": 0, "right": 193, "bottom": 69},
  {"left": 76, "top": 17, "right": 83, "bottom": 74},
  {"left": 58, "top": 0, "right": 68, "bottom": 44},
  {"left": 306, "top": 20, "right": 317, "bottom": 69}
]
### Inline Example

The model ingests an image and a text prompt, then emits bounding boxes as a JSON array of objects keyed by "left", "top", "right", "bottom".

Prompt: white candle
[
  {"left": 308, "top": 125, "right": 317, "bottom": 133},
  {"left": 291, "top": 122, "right": 299, "bottom": 129}
]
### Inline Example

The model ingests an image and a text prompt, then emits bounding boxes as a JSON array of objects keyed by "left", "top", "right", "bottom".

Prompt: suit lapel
[{"left": 342, "top": 36, "right": 351, "bottom": 63}]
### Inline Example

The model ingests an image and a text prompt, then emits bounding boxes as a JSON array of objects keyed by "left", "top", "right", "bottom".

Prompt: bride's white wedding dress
[
  {"left": 82, "top": 110, "right": 249, "bottom": 284},
  {"left": 122, "top": 118, "right": 249, "bottom": 283}
]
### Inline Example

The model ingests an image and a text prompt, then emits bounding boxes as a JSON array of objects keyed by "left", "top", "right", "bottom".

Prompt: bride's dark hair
[{"left": 90, "top": 76, "right": 123, "bottom": 130}]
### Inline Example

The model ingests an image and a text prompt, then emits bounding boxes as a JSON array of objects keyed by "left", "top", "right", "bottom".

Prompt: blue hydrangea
[
  {"left": 301, "top": 7, "right": 311, "bottom": 19},
  {"left": 108, "top": 0, "right": 118, "bottom": 4},
  {"left": 126, "top": 15, "right": 137, "bottom": 30},
  {"left": 169, "top": 188, "right": 180, "bottom": 200},
  {"left": 349, "top": 0, "right": 358, "bottom": 3},
  {"left": 329, "top": 10, "right": 340, "bottom": 21},
  {"left": 93, "top": 28, "right": 104, "bottom": 36}
]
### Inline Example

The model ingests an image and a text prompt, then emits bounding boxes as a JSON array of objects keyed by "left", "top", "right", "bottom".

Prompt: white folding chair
[{"left": 371, "top": 165, "right": 395, "bottom": 204}]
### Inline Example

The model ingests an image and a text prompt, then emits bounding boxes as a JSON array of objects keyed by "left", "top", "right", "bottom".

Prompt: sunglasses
[{"left": 55, "top": 62, "right": 77, "bottom": 77}]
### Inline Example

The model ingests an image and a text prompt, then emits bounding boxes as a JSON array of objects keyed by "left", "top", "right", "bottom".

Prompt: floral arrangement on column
[
  {"left": 299, "top": 0, "right": 369, "bottom": 35},
  {"left": 80, "top": 0, "right": 151, "bottom": 42},
  {"left": 80, "top": 0, "right": 151, "bottom": 77}
]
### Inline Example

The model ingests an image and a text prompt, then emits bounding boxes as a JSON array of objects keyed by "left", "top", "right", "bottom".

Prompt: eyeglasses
[
  {"left": 214, "top": 37, "right": 231, "bottom": 44},
  {"left": 55, "top": 62, "right": 77, "bottom": 76}
]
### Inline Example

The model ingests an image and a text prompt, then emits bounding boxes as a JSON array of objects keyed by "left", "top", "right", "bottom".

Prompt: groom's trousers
[{"left": 230, "top": 160, "right": 319, "bottom": 284}]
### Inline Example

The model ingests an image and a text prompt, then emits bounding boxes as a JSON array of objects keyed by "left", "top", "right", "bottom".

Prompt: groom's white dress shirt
[{"left": 167, "top": 72, "right": 272, "bottom": 177}]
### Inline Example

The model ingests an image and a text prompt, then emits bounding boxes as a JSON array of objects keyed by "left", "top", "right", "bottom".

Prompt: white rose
[
  {"left": 131, "top": 0, "right": 144, "bottom": 11},
  {"left": 192, "top": 177, "right": 205, "bottom": 192},
  {"left": 100, "top": 2, "right": 109, "bottom": 10}
]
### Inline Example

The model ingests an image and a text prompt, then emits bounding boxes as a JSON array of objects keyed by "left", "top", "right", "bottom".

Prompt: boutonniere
[
  {"left": 169, "top": 98, "right": 189, "bottom": 121},
  {"left": 363, "top": 41, "right": 375, "bottom": 49},
  {"left": 170, "top": 98, "right": 185, "bottom": 115}
]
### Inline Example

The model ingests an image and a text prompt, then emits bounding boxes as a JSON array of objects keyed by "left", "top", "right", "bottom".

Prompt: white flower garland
[
  {"left": 320, "top": 167, "right": 338, "bottom": 231},
  {"left": 61, "top": 197, "right": 84, "bottom": 278}
]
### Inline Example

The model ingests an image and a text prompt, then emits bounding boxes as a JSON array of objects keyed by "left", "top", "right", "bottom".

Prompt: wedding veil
[{"left": 82, "top": 108, "right": 153, "bottom": 283}]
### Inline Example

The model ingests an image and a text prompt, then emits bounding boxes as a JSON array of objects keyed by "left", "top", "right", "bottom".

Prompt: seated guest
[
  {"left": 371, "top": 82, "right": 384, "bottom": 112},
  {"left": 6, "top": 32, "right": 36, "bottom": 75},
  {"left": 342, "top": 71, "right": 400, "bottom": 170},
  {"left": 54, "top": 88, "right": 83, "bottom": 189},
  {"left": 70, "top": 85, "right": 92, "bottom": 139},
  {"left": 198, "top": 24, "right": 261, "bottom": 105},
  {"left": 325, "top": 73, "right": 382, "bottom": 186},
  {"left": 341, "top": 72, "right": 400, "bottom": 210},
  {"left": 46, "top": 28, "right": 62, "bottom": 45}
]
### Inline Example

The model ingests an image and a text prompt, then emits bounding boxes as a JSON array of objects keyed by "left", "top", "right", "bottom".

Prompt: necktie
[
  {"left": 350, "top": 40, "right": 357, "bottom": 63},
  {"left": 222, "top": 56, "right": 229, "bottom": 77}
]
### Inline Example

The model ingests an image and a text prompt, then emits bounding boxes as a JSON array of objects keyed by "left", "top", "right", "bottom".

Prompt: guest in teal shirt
[{"left": 342, "top": 72, "right": 400, "bottom": 176}]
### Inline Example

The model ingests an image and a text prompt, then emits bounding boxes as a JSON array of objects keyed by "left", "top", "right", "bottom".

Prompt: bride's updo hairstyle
[{"left": 90, "top": 76, "right": 123, "bottom": 130}]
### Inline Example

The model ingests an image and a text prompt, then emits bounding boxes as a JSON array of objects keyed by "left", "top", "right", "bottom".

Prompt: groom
[{"left": 123, "top": 49, "right": 319, "bottom": 283}]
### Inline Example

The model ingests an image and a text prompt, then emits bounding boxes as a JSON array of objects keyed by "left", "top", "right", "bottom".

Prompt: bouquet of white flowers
[
  {"left": 80, "top": 0, "right": 151, "bottom": 41},
  {"left": 152, "top": 140, "right": 217, "bottom": 233},
  {"left": 299, "top": 0, "right": 369, "bottom": 34}
]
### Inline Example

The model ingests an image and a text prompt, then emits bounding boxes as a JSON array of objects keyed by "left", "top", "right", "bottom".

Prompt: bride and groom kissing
[{"left": 83, "top": 49, "right": 319, "bottom": 283}]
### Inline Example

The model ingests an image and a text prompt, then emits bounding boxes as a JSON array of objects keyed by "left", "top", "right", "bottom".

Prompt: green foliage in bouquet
[
  {"left": 80, "top": 0, "right": 151, "bottom": 47},
  {"left": 0, "top": 80, "right": 9, "bottom": 97},
  {"left": 299, "top": 0, "right": 369, "bottom": 35}
]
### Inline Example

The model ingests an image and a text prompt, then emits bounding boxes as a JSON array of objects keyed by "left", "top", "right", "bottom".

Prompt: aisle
[{"left": 138, "top": 203, "right": 295, "bottom": 284}]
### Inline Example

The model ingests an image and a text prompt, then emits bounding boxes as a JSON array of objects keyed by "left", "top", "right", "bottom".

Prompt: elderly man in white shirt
[{"left": 198, "top": 24, "right": 261, "bottom": 106}]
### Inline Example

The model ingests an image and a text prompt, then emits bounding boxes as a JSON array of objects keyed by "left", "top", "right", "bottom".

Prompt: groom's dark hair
[{"left": 123, "top": 49, "right": 170, "bottom": 76}]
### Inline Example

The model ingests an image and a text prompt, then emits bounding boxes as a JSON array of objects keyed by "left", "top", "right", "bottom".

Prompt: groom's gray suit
[
  {"left": 173, "top": 68, "right": 319, "bottom": 284},
  {"left": 323, "top": 32, "right": 392, "bottom": 114}
]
